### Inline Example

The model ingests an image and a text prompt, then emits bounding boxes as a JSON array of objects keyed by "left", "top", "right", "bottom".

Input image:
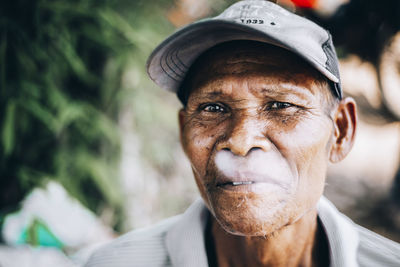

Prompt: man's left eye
[
  {"left": 267, "top": 102, "right": 293, "bottom": 110},
  {"left": 202, "top": 103, "right": 226, "bottom": 113}
]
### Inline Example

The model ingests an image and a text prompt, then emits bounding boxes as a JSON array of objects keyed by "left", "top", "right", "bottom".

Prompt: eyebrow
[
  {"left": 192, "top": 90, "right": 225, "bottom": 99},
  {"left": 259, "top": 83, "right": 315, "bottom": 99},
  {"left": 194, "top": 83, "right": 315, "bottom": 100}
]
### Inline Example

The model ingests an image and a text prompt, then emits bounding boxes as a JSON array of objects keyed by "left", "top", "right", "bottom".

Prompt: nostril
[
  {"left": 245, "top": 147, "right": 264, "bottom": 156},
  {"left": 216, "top": 135, "right": 271, "bottom": 156},
  {"left": 249, "top": 147, "right": 263, "bottom": 152}
]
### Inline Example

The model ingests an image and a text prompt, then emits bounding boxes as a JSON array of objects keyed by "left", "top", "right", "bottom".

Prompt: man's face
[{"left": 179, "top": 42, "right": 336, "bottom": 236}]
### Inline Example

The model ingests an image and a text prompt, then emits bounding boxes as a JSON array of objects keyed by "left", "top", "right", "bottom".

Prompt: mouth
[
  {"left": 218, "top": 181, "right": 254, "bottom": 186},
  {"left": 215, "top": 180, "right": 277, "bottom": 192},
  {"left": 214, "top": 176, "right": 286, "bottom": 193}
]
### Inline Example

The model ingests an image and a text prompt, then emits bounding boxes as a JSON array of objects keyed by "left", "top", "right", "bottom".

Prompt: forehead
[{"left": 186, "top": 41, "right": 327, "bottom": 99}]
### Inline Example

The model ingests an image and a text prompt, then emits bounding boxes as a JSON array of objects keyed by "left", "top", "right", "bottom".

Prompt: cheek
[
  {"left": 182, "top": 122, "right": 222, "bottom": 177},
  {"left": 274, "top": 117, "right": 332, "bottom": 202},
  {"left": 275, "top": 116, "right": 331, "bottom": 162}
]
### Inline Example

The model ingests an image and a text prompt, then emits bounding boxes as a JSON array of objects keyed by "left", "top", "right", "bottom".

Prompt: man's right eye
[{"left": 202, "top": 103, "right": 226, "bottom": 113}]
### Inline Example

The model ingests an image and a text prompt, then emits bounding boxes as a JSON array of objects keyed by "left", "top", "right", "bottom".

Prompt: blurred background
[{"left": 0, "top": 0, "right": 399, "bottom": 266}]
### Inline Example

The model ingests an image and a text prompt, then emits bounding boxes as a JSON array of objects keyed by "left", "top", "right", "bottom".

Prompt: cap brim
[{"left": 147, "top": 19, "right": 339, "bottom": 93}]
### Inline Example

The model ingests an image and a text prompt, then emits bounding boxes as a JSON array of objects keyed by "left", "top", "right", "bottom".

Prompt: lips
[
  {"left": 216, "top": 177, "right": 279, "bottom": 187},
  {"left": 218, "top": 181, "right": 254, "bottom": 186},
  {"left": 214, "top": 172, "right": 284, "bottom": 193},
  {"left": 216, "top": 172, "right": 257, "bottom": 183},
  {"left": 214, "top": 177, "right": 284, "bottom": 193},
  {"left": 211, "top": 149, "right": 292, "bottom": 191}
]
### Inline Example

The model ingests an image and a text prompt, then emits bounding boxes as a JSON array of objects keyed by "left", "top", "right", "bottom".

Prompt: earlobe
[{"left": 329, "top": 97, "right": 357, "bottom": 163}]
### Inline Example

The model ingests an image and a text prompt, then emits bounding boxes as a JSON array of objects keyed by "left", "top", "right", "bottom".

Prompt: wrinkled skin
[{"left": 179, "top": 41, "right": 357, "bottom": 266}]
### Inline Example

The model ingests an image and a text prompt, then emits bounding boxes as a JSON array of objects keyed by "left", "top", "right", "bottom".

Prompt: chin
[{"left": 206, "top": 187, "right": 296, "bottom": 237}]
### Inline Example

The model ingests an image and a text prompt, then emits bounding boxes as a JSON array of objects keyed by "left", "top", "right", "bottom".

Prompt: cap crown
[{"left": 147, "top": 0, "right": 342, "bottom": 99}]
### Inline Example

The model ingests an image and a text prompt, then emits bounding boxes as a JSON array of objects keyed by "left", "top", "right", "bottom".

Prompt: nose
[{"left": 216, "top": 116, "right": 271, "bottom": 156}]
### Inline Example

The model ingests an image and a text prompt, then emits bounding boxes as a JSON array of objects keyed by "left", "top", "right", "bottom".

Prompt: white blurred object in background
[{"left": 1, "top": 181, "right": 114, "bottom": 266}]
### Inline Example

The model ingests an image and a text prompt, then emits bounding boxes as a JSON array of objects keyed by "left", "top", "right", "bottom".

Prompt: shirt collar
[
  {"left": 317, "top": 196, "right": 359, "bottom": 267},
  {"left": 166, "top": 199, "right": 210, "bottom": 267},
  {"left": 166, "top": 196, "right": 359, "bottom": 267}
]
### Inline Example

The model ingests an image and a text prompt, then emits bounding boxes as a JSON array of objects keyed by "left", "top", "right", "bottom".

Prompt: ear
[
  {"left": 329, "top": 97, "right": 357, "bottom": 163},
  {"left": 178, "top": 108, "right": 186, "bottom": 146}
]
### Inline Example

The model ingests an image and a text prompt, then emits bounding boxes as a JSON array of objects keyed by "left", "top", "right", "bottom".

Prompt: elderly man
[{"left": 86, "top": 1, "right": 400, "bottom": 266}]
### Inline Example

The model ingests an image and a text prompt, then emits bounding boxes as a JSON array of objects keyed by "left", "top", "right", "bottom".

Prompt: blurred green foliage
[{"left": 0, "top": 0, "right": 176, "bottom": 230}]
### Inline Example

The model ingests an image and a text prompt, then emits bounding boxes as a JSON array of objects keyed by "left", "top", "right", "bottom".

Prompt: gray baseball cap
[{"left": 146, "top": 0, "right": 342, "bottom": 99}]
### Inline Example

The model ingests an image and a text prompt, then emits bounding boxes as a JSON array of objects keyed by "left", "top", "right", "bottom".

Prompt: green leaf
[{"left": 22, "top": 98, "right": 58, "bottom": 133}]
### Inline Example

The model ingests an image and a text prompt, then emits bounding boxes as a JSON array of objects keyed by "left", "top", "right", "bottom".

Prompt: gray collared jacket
[{"left": 85, "top": 196, "right": 400, "bottom": 267}]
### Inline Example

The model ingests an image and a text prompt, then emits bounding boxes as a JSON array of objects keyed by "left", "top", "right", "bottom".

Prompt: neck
[{"left": 206, "top": 209, "right": 328, "bottom": 267}]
